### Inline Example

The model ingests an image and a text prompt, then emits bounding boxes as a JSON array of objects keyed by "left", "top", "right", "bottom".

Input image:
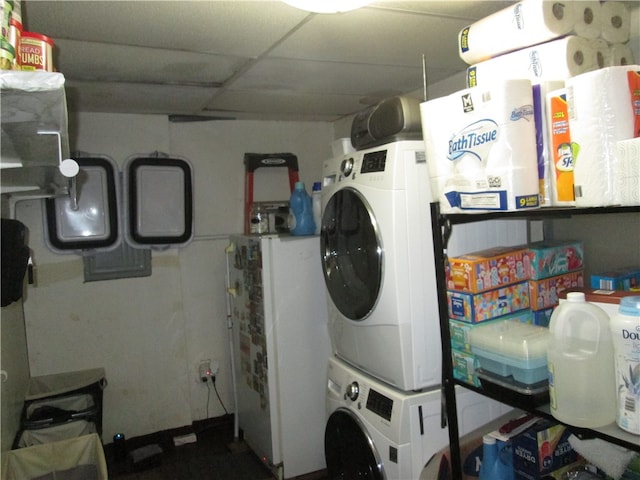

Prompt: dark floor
[{"left": 105, "top": 415, "right": 328, "bottom": 480}]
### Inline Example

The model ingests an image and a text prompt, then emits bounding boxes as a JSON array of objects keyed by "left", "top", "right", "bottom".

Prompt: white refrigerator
[{"left": 226, "top": 234, "right": 331, "bottom": 480}]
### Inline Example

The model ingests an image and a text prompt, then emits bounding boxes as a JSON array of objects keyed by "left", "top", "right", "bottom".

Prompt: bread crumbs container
[
  {"left": 611, "top": 296, "right": 640, "bottom": 435},
  {"left": 20, "top": 31, "right": 54, "bottom": 71}
]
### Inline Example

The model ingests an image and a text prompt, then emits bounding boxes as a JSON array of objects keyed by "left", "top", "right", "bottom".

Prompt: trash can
[
  {"left": 2, "top": 433, "right": 108, "bottom": 480},
  {"left": 14, "top": 368, "right": 106, "bottom": 448}
]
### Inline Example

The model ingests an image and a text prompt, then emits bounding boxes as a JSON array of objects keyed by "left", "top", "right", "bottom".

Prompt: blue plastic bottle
[
  {"left": 479, "top": 435, "right": 514, "bottom": 480},
  {"left": 289, "top": 182, "right": 315, "bottom": 235}
]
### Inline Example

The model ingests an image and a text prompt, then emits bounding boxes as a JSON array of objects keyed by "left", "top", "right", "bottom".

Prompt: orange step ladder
[{"left": 244, "top": 153, "right": 299, "bottom": 234}]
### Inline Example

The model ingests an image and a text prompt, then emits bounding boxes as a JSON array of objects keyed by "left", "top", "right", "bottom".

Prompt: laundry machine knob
[
  {"left": 345, "top": 382, "right": 359, "bottom": 401},
  {"left": 340, "top": 158, "right": 354, "bottom": 177}
]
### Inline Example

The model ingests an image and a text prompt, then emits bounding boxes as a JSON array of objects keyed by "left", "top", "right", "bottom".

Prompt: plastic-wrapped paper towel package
[
  {"left": 458, "top": 0, "right": 578, "bottom": 65},
  {"left": 466, "top": 36, "right": 598, "bottom": 88},
  {"left": 616, "top": 138, "right": 640, "bottom": 206},
  {"left": 566, "top": 65, "right": 640, "bottom": 207},
  {"left": 458, "top": 0, "right": 630, "bottom": 66},
  {"left": 420, "top": 79, "right": 540, "bottom": 214}
]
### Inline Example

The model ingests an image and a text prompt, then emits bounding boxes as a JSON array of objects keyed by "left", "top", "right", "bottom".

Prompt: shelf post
[{"left": 430, "top": 202, "right": 463, "bottom": 480}]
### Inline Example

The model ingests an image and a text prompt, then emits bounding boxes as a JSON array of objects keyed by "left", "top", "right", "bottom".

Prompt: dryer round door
[
  {"left": 320, "top": 187, "right": 382, "bottom": 321},
  {"left": 325, "top": 408, "right": 385, "bottom": 480}
]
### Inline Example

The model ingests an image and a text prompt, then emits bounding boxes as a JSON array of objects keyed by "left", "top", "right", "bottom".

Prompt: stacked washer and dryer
[{"left": 319, "top": 97, "right": 511, "bottom": 479}]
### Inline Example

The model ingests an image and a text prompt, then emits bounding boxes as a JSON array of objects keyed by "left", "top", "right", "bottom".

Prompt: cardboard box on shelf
[
  {"left": 446, "top": 246, "right": 529, "bottom": 293},
  {"left": 523, "top": 240, "right": 584, "bottom": 280},
  {"left": 559, "top": 288, "right": 639, "bottom": 319},
  {"left": 528, "top": 271, "right": 584, "bottom": 311},
  {"left": 451, "top": 348, "right": 482, "bottom": 387},
  {"left": 448, "top": 281, "right": 530, "bottom": 323},
  {"left": 512, "top": 418, "right": 582, "bottom": 480},
  {"left": 591, "top": 266, "right": 640, "bottom": 291}
]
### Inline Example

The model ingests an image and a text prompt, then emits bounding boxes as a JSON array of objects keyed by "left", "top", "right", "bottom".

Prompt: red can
[{"left": 20, "top": 31, "right": 54, "bottom": 72}]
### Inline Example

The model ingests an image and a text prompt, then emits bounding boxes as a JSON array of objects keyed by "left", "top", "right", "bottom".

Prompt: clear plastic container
[
  {"left": 469, "top": 319, "right": 550, "bottom": 384},
  {"left": 547, "top": 291, "right": 616, "bottom": 428}
]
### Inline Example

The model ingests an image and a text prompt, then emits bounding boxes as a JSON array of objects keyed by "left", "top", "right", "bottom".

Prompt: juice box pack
[
  {"left": 528, "top": 271, "right": 584, "bottom": 311},
  {"left": 446, "top": 246, "right": 529, "bottom": 293},
  {"left": 523, "top": 240, "right": 584, "bottom": 280},
  {"left": 448, "top": 281, "right": 530, "bottom": 323}
]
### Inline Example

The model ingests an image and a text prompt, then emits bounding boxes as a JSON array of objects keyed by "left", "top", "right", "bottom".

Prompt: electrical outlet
[
  {"left": 198, "top": 359, "right": 211, "bottom": 382},
  {"left": 210, "top": 360, "right": 220, "bottom": 377}
]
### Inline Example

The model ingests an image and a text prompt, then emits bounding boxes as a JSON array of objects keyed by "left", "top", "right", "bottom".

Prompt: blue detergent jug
[
  {"left": 289, "top": 182, "right": 315, "bottom": 235},
  {"left": 479, "top": 435, "right": 514, "bottom": 480}
]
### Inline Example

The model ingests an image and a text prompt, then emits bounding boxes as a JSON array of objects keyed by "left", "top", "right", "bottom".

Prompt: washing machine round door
[
  {"left": 325, "top": 408, "right": 385, "bottom": 480},
  {"left": 320, "top": 187, "right": 382, "bottom": 321}
]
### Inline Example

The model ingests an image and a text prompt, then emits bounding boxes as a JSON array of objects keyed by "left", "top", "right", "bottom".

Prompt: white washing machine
[
  {"left": 320, "top": 140, "right": 440, "bottom": 391},
  {"left": 324, "top": 356, "right": 511, "bottom": 480}
]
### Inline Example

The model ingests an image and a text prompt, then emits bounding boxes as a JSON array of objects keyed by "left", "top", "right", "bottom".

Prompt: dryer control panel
[
  {"left": 366, "top": 389, "right": 393, "bottom": 421},
  {"left": 361, "top": 150, "right": 387, "bottom": 174}
]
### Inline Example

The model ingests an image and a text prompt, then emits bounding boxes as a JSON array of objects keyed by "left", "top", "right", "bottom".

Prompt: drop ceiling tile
[
  {"left": 65, "top": 81, "right": 218, "bottom": 115},
  {"left": 230, "top": 58, "right": 427, "bottom": 96},
  {"left": 54, "top": 39, "right": 249, "bottom": 86},
  {"left": 205, "top": 89, "right": 366, "bottom": 119},
  {"left": 370, "top": 1, "right": 515, "bottom": 19},
  {"left": 268, "top": 7, "right": 471, "bottom": 69},
  {"left": 25, "top": 1, "right": 309, "bottom": 56}
]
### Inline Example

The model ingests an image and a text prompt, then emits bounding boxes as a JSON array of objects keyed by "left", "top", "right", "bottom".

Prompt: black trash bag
[{"left": 1, "top": 218, "right": 30, "bottom": 307}]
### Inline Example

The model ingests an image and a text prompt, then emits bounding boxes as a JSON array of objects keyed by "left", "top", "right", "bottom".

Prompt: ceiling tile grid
[{"left": 23, "top": 0, "right": 515, "bottom": 120}]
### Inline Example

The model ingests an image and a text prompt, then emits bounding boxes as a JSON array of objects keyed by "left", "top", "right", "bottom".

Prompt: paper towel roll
[
  {"left": 610, "top": 43, "right": 635, "bottom": 66},
  {"left": 600, "top": 1, "right": 630, "bottom": 44},
  {"left": 573, "top": 1, "right": 602, "bottom": 39},
  {"left": 616, "top": 138, "right": 640, "bottom": 206},
  {"left": 467, "top": 36, "right": 597, "bottom": 88},
  {"left": 568, "top": 66, "right": 640, "bottom": 207},
  {"left": 458, "top": 0, "right": 576, "bottom": 65},
  {"left": 420, "top": 79, "right": 540, "bottom": 213},
  {"left": 589, "top": 38, "right": 613, "bottom": 68}
]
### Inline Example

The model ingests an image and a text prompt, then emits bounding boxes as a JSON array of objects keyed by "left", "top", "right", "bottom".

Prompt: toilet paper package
[
  {"left": 466, "top": 36, "right": 597, "bottom": 88},
  {"left": 610, "top": 43, "right": 636, "bottom": 67},
  {"left": 567, "top": 66, "right": 640, "bottom": 207},
  {"left": 458, "top": 0, "right": 577, "bottom": 65},
  {"left": 589, "top": 38, "right": 613, "bottom": 68},
  {"left": 573, "top": 1, "right": 602, "bottom": 40},
  {"left": 546, "top": 88, "right": 576, "bottom": 206},
  {"left": 421, "top": 79, "right": 540, "bottom": 214},
  {"left": 600, "top": 1, "right": 631, "bottom": 44},
  {"left": 616, "top": 138, "right": 640, "bottom": 206}
]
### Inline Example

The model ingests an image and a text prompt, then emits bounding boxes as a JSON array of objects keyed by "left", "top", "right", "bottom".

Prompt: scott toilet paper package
[
  {"left": 421, "top": 79, "right": 540, "bottom": 213},
  {"left": 466, "top": 36, "right": 597, "bottom": 88},
  {"left": 458, "top": 0, "right": 577, "bottom": 65}
]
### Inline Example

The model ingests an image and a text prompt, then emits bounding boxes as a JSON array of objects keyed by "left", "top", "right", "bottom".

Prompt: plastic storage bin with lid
[{"left": 469, "top": 319, "right": 550, "bottom": 384}]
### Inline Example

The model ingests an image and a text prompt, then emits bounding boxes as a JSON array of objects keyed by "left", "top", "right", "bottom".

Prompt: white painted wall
[{"left": 14, "top": 114, "right": 333, "bottom": 442}]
